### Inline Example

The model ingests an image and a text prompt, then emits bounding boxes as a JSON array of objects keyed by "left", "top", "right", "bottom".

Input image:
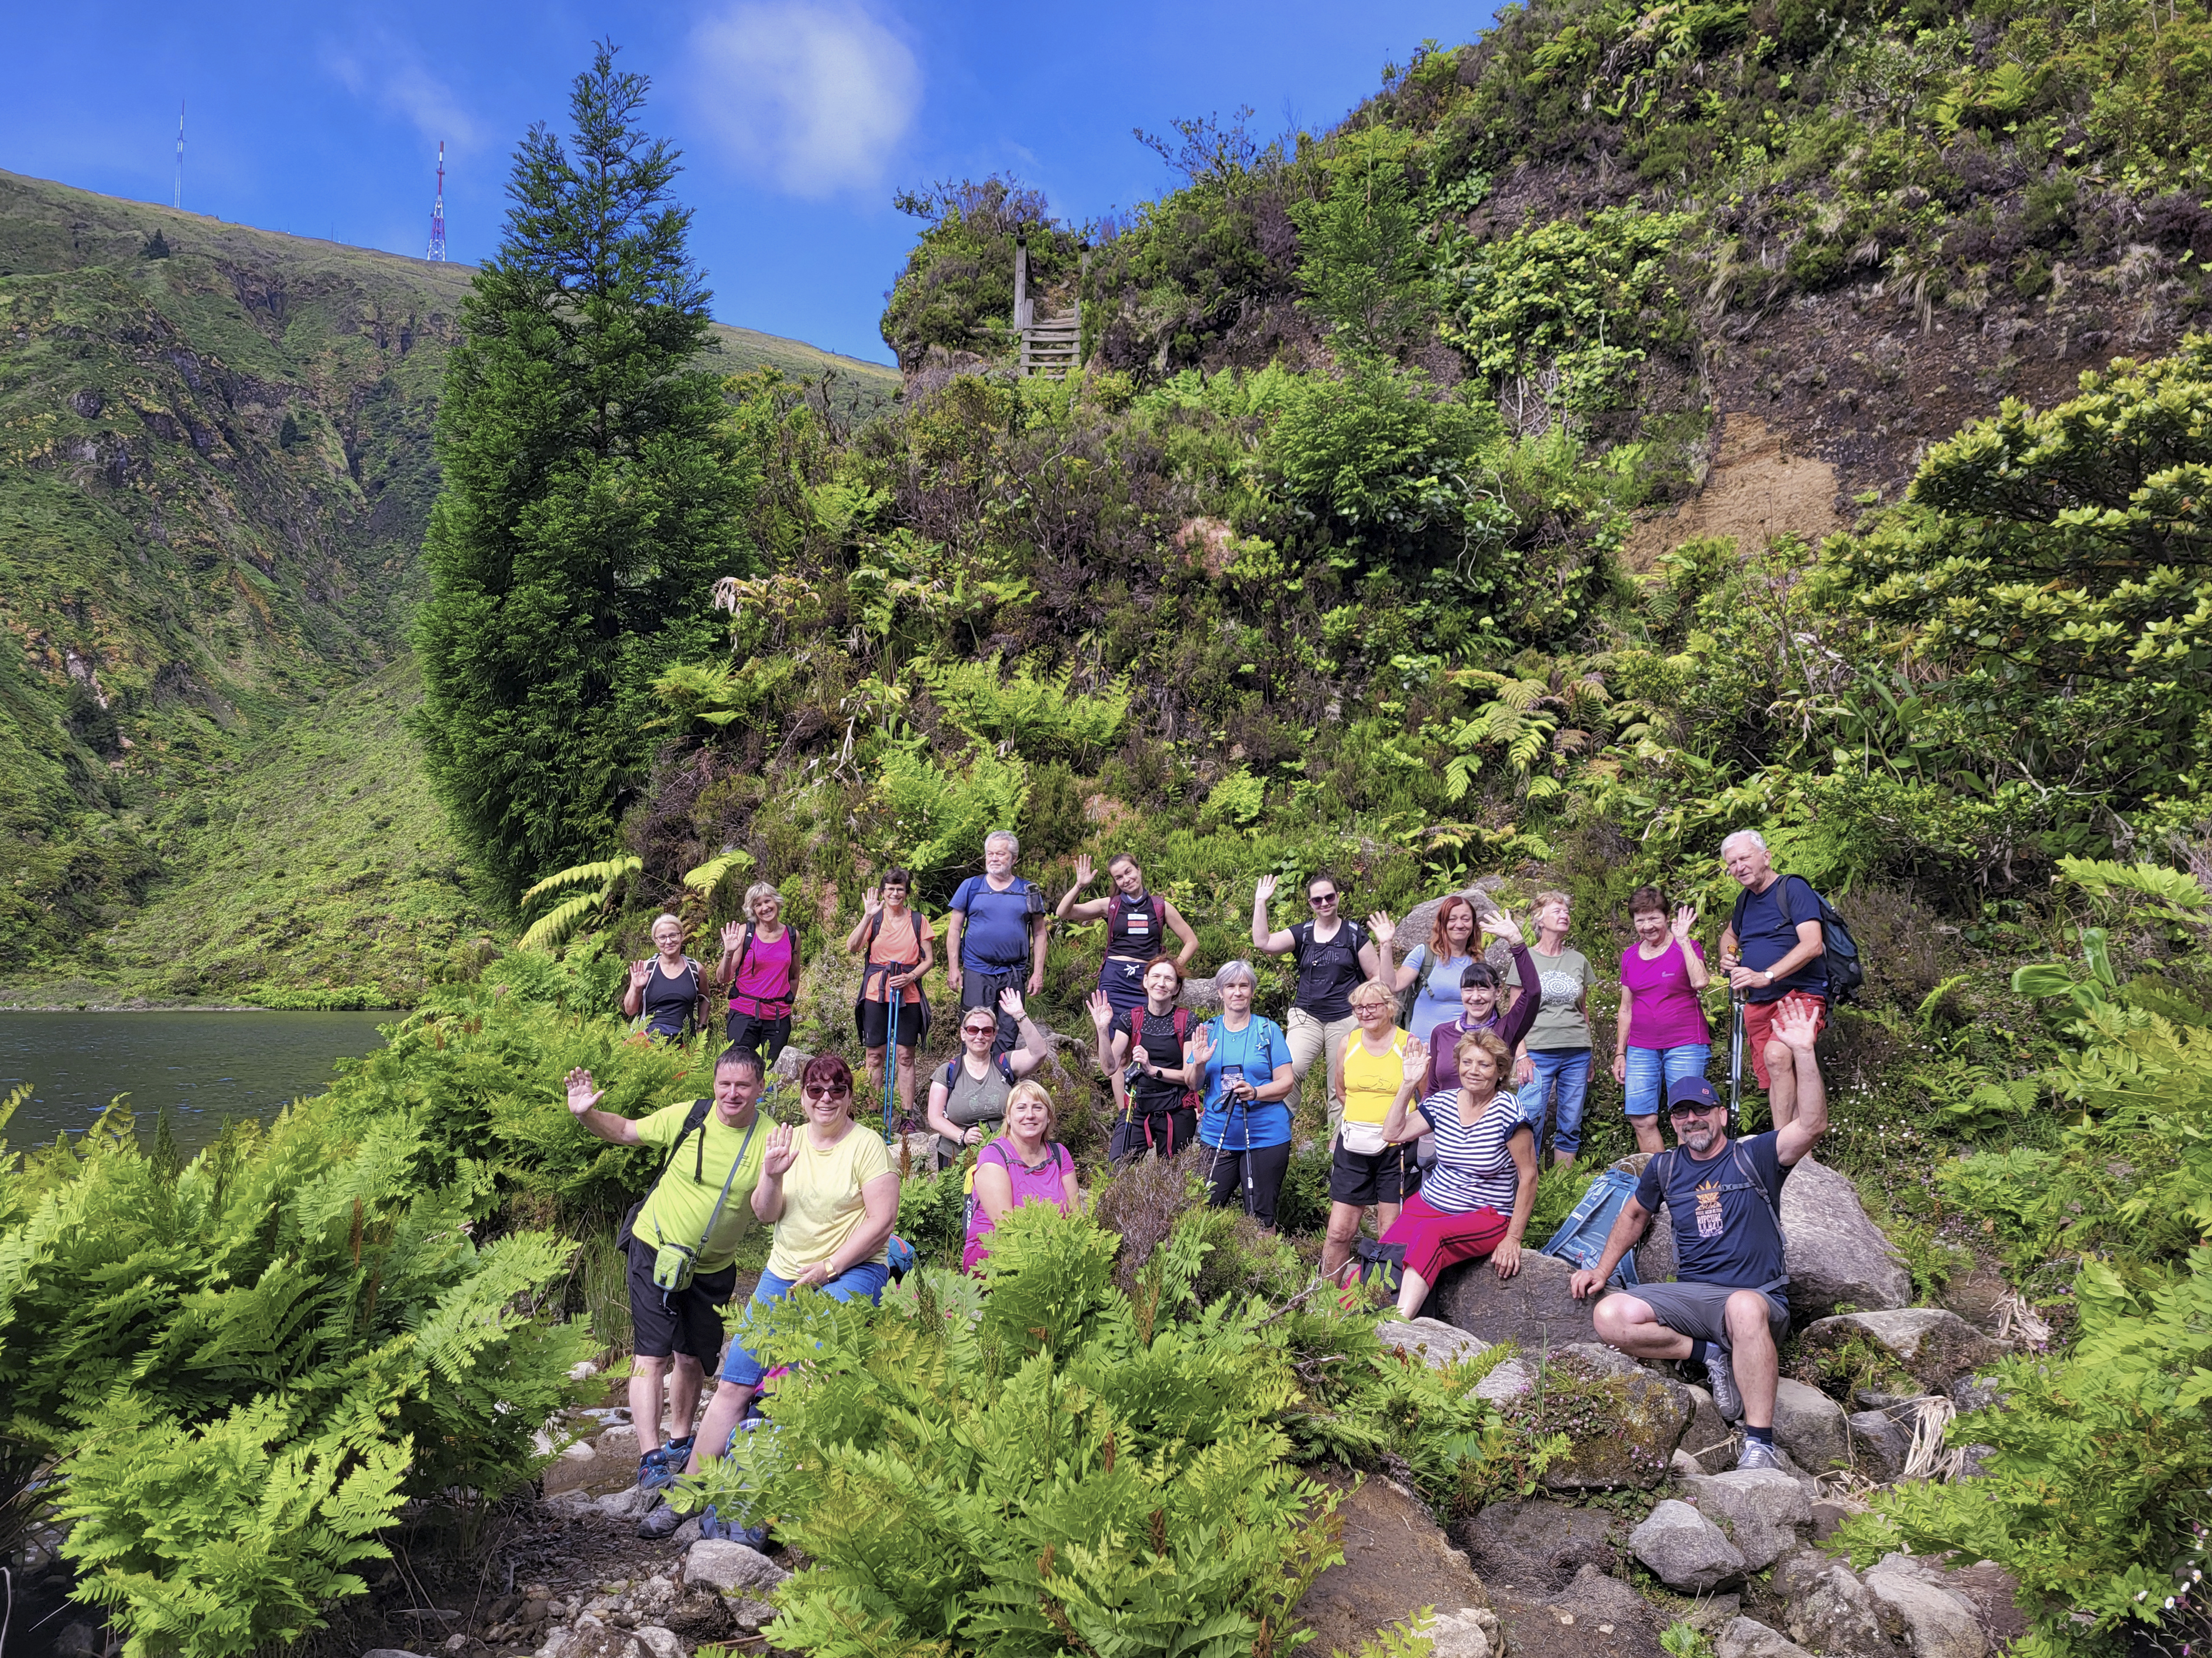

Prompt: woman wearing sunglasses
[
  {"left": 643, "top": 1053, "right": 898, "bottom": 1531},
  {"left": 925, "top": 987, "right": 1053, "bottom": 1167}
]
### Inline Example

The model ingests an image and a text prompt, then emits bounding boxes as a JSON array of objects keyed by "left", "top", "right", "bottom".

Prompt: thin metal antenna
[
  {"left": 426, "top": 140, "right": 447, "bottom": 261},
  {"left": 174, "top": 100, "right": 185, "bottom": 210}
]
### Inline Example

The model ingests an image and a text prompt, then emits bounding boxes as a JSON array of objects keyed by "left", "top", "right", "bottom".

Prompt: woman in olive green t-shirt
[{"left": 1506, "top": 889, "right": 1595, "bottom": 1166}]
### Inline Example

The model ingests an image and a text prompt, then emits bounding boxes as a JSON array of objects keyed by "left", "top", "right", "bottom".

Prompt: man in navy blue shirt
[
  {"left": 944, "top": 829, "right": 1050, "bottom": 1056},
  {"left": 1567, "top": 993, "right": 1827, "bottom": 1471},
  {"left": 1717, "top": 828, "right": 1829, "bottom": 1129}
]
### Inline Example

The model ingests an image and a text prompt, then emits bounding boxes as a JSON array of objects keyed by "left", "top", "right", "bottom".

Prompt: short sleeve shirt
[
  {"left": 1505, "top": 947, "right": 1593, "bottom": 1051},
  {"left": 632, "top": 1101, "right": 767, "bottom": 1273},
  {"left": 1196, "top": 1015, "right": 1293, "bottom": 1149},
  {"left": 1402, "top": 945, "right": 1477, "bottom": 1046},
  {"left": 1635, "top": 1131, "right": 1792, "bottom": 1293},
  {"left": 864, "top": 909, "right": 935, "bottom": 1005},
  {"left": 949, "top": 876, "right": 1038, "bottom": 972},
  {"left": 1732, "top": 876, "right": 1829, "bottom": 1002},
  {"left": 766, "top": 1125, "right": 893, "bottom": 1279}
]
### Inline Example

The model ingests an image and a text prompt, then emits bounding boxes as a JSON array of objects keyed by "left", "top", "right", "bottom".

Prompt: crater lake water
[{"left": 0, "top": 1010, "right": 393, "bottom": 1156}]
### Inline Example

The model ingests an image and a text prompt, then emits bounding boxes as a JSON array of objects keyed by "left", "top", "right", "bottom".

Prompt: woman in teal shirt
[{"left": 1186, "top": 959, "right": 1296, "bottom": 1226}]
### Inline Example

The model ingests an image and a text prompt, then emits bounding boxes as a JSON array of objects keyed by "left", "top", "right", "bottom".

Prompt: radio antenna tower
[
  {"left": 174, "top": 101, "right": 185, "bottom": 210},
  {"left": 426, "top": 141, "right": 447, "bottom": 261}
]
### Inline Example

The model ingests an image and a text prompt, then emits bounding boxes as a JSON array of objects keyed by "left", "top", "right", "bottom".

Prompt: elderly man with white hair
[
  {"left": 944, "top": 829, "right": 1050, "bottom": 1057},
  {"left": 1716, "top": 828, "right": 1829, "bottom": 1128}
]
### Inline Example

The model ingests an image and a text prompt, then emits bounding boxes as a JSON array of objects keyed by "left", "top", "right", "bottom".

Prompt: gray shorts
[{"left": 1629, "top": 1280, "right": 1789, "bottom": 1348}]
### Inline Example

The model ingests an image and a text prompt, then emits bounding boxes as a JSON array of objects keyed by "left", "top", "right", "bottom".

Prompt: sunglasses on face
[
  {"left": 1669, "top": 1104, "right": 1718, "bottom": 1119},
  {"left": 963, "top": 1023, "right": 995, "bottom": 1036},
  {"left": 1309, "top": 893, "right": 1338, "bottom": 905},
  {"left": 804, "top": 1085, "right": 850, "bottom": 1100}
]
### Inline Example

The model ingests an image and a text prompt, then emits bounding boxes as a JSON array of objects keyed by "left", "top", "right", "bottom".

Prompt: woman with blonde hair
[
  {"left": 622, "top": 913, "right": 708, "bottom": 1040},
  {"left": 1322, "top": 977, "right": 1413, "bottom": 1282},
  {"left": 718, "top": 881, "right": 797, "bottom": 1063},
  {"left": 1378, "top": 1027, "right": 1539, "bottom": 1319},
  {"left": 961, "top": 1080, "right": 1080, "bottom": 1273}
]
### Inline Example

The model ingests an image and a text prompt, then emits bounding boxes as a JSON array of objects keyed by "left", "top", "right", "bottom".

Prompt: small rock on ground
[
  {"left": 1772, "top": 1378, "right": 1850, "bottom": 1474},
  {"left": 1679, "top": 1468, "right": 1812, "bottom": 1570},
  {"left": 1376, "top": 1317, "right": 1493, "bottom": 1368},
  {"left": 1718, "top": 1615, "right": 1822, "bottom": 1658},
  {"left": 1863, "top": 1554, "right": 1987, "bottom": 1658},
  {"left": 684, "top": 1538, "right": 789, "bottom": 1595},
  {"left": 1628, "top": 1498, "right": 1747, "bottom": 1592},
  {"left": 1417, "top": 1605, "right": 1505, "bottom": 1658}
]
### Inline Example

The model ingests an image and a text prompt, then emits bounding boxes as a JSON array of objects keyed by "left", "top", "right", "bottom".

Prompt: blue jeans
[
  {"left": 1518, "top": 1049, "right": 1594, "bottom": 1157},
  {"left": 1622, "top": 1043, "right": 1713, "bottom": 1118},
  {"left": 719, "top": 1260, "right": 889, "bottom": 1389}
]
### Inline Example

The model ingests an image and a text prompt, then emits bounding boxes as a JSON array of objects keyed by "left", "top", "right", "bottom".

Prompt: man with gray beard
[{"left": 1566, "top": 994, "right": 1827, "bottom": 1471}]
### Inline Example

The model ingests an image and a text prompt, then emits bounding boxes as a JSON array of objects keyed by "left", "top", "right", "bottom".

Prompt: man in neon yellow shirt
[{"left": 566, "top": 1046, "right": 769, "bottom": 1519}]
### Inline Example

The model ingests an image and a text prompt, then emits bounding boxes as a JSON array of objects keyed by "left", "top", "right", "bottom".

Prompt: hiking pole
[
  {"left": 883, "top": 986, "right": 900, "bottom": 1143},
  {"left": 1727, "top": 984, "right": 1745, "bottom": 1138}
]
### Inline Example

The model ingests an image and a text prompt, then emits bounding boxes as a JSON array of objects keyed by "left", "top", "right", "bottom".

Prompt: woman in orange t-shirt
[{"left": 845, "top": 867, "right": 936, "bottom": 1128}]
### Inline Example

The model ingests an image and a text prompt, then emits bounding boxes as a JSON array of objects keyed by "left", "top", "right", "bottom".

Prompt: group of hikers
[{"left": 585, "top": 825, "right": 1841, "bottom": 1537}]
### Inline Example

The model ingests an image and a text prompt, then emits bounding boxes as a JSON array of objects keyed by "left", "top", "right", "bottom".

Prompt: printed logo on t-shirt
[
  {"left": 1539, "top": 970, "right": 1583, "bottom": 1010},
  {"left": 1125, "top": 907, "right": 1151, "bottom": 937},
  {"left": 1694, "top": 1179, "right": 1727, "bottom": 1239}
]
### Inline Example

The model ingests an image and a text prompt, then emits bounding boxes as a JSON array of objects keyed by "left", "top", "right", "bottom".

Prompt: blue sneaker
[
  {"left": 636, "top": 1437, "right": 694, "bottom": 1492},
  {"left": 698, "top": 1503, "right": 768, "bottom": 1549}
]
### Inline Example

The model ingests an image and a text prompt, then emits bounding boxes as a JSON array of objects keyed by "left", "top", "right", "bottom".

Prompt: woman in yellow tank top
[{"left": 1323, "top": 978, "right": 1415, "bottom": 1282}]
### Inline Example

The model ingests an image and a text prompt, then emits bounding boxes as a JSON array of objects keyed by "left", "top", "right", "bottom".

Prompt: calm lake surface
[{"left": 0, "top": 1010, "right": 392, "bottom": 1156}]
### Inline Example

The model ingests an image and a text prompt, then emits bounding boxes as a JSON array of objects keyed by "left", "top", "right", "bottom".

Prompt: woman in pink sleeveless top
[{"left": 962, "top": 1081, "right": 1081, "bottom": 1273}]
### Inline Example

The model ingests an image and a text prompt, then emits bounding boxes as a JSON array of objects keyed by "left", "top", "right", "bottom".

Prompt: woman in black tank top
[
  {"left": 1055, "top": 853, "right": 1199, "bottom": 1019},
  {"left": 623, "top": 914, "right": 704, "bottom": 1040}
]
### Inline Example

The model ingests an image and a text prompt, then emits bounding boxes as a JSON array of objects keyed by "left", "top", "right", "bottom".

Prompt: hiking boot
[
  {"left": 1704, "top": 1348, "right": 1744, "bottom": 1422},
  {"left": 636, "top": 1495, "right": 686, "bottom": 1540},
  {"left": 1736, "top": 1436, "right": 1783, "bottom": 1472},
  {"left": 636, "top": 1437, "right": 694, "bottom": 1492}
]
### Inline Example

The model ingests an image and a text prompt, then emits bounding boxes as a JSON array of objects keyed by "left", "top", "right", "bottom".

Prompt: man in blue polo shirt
[
  {"left": 1717, "top": 828, "right": 1829, "bottom": 1129},
  {"left": 1567, "top": 993, "right": 1827, "bottom": 1471},
  {"left": 944, "top": 828, "right": 1049, "bottom": 1057}
]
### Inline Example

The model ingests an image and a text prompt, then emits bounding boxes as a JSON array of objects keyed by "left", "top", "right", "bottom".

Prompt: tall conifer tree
[{"left": 413, "top": 42, "right": 746, "bottom": 900}]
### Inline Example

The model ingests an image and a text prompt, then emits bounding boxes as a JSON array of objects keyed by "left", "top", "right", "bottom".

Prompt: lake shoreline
[{"left": 0, "top": 999, "right": 404, "bottom": 1013}]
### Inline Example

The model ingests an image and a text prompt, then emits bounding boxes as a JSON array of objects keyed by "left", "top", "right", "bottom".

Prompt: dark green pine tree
[{"left": 413, "top": 41, "right": 748, "bottom": 900}]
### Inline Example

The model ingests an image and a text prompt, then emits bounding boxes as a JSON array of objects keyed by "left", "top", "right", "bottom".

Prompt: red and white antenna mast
[{"left": 426, "top": 141, "right": 447, "bottom": 261}]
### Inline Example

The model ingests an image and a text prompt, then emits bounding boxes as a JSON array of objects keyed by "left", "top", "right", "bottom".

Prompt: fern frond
[
  {"left": 517, "top": 888, "right": 612, "bottom": 953},
  {"left": 683, "top": 849, "right": 756, "bottom": 899},
  {"left": 519, "top": 855, "right": 640, "bottom": 911}
]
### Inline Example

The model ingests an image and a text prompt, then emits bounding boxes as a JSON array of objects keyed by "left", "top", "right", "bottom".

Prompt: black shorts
[
  {"left": 1108, "top": 1107, "right": 1197, "bottom": 1162},
  {"left": 725, "top": 1010, "right": 790, "bottom": 1064},
  {"left": 626, "top": 1235, "right": 739, "bottom": 1366},
  {"left": 1330, "top": 1141, "right": 1416, "bottom": 1208},
  {"left": 857, "top": 999, "right": 923, "bottom": 1049}
]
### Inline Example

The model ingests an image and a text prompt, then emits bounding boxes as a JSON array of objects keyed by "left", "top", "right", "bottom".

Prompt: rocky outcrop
[
  {"left": 1629, "top": 1499, "right": 1747, "bottom": 1591},
  {"left": 1718, "top": 1616, "right": 1823, "bottom": 1658},
  {"left": 1377, "top": 1317, "right": 1494, "bottom": 1368},
  {"left": 1776, "top": 1549, "right": 1897, "bottom": 1658},
  {"left": 1678, "top": 1468, "right": 1813, "bottom": 1570},
  {"left": 1460, "top": 1498, "right": 1621, "bottom": 1592},
  {"left": 684, "top": 1539, "right": 789, "bottom": 1597},
  {"left": 1863, "top": 1554, "right": 1988, "bottom": 1658},
  {"left": 1433, "top": 1250, "right": 1599, "bottom": 1349},
  {"left": 1801, "top": 1310, "right": 2005, "bottom": 1393},
  {"left": 1535, "top": 1345, "right": 1694, "bottom": 1490},
  {"left": 1632, "top": 1156, "right": 1911, "bottom": 1318}
]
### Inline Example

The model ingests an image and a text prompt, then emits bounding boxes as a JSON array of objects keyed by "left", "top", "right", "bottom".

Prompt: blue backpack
[{"left": 1539, "top": 1166, "right": 1644, "bottom": 1289}]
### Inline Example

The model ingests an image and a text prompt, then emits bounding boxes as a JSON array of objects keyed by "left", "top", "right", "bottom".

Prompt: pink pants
[{"left": 1382, "top": 1191, "right": 1510, "bottom": 1283}]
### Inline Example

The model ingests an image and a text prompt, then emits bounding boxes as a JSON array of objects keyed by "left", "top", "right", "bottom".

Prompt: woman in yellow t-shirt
[
  {"left": 1322, "top": 978, "right": 1415, "bottom": 1283},
  {"left": 652, "top": 1053, "right": 898, "bottom": 1525}
]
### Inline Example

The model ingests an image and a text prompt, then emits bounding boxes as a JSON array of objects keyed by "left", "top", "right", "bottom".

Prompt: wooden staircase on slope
[{"left": 1012, "top": 238, "right": 1083, "bottom": 380}]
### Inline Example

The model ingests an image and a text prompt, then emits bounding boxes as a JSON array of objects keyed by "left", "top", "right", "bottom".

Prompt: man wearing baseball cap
[{"left": 1566, "top": 993, "right": 1827, "bottom": 1471}]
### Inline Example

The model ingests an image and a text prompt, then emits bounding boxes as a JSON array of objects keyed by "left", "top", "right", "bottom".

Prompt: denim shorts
[
  {"left": 1623, "top": 1043, "right": 1713, "bottom": 1118},
  {"left": 720, "top": 1260, "right": 889, "bottom": 1389}
]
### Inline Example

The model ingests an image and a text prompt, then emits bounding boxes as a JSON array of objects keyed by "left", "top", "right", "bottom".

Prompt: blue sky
[{"left": 2, "top": 1, "right": 1493, "bottom": 365}]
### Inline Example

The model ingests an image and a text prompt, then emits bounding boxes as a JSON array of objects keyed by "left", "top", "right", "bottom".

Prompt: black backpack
[
  {"left": 615, "top": 1097, "right": 717, "bottom": 1249},
  {"left": 1732, "top": 875, "right": 1863, "bottom": 1005}
]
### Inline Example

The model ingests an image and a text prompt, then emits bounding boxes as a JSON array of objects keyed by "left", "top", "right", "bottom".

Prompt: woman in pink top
[
  {"left": 719, "top": 882, "right": 797, "bottom": 1064},
  {"left": 962, "top": 1081, "right": 1080, "bottom": 1273},
  {"left": 1611, "top": 885, "right": 1712, "bottom": 1154}
]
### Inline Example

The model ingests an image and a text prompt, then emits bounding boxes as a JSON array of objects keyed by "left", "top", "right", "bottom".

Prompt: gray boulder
[
  {"left": 1532, "top": 1347, "right": 1694, "bottom": 1490},
  {"left": 1417, "top": 1606, "right": 1504, "bottom": 1658},
  {"left": 1475, "top": 1358, "right": 1538, "bottom": 1405},
  {"left": 1679, "top": 1468, "right": 1813, "bottom": 1569},
  {"left": 1847, "top": 1403, "right": 1925, "bottom": 1481},
  {"left": 1773, "top": 1378, "right": 1851, "bottom": 1473},
  {"left": 1376, "top": 1317, "right": 1492, "bottom": 1369},
  {"left": 1864, "top": 1554, "right": 1987, "bottom": 1658},
  {"left": 1680, "top": 1383, "right": 1740, "bottom": 1473},
  {"left": 1624, "top": 1156, "right": 1910, "bottom": 1318},
  {"left": 1628, "top": 1498, "right": 1747, "bottom": 1592},
  {"left": 1801, "top": 1310, "right": 2004, "bottom": 1393},
  {"left": 593, "top": 1485, "right": 659, "bottom": 1520},
  {"left": 1433, "top": 1249, "right": 1599, "bottom": 1349},
  {"left": 1718, "top": 1616, "right": 1821, "bottom": 1658},
  {"left": 1547, "top": 1561, "right": 1657, "bottom": 1632},
  {"left": 684, "top": 1539, "right": 789, "bottom": 1597},
  {"left": 1460, "top": 1498, "right": 1619, "bottom": 1592},
  {"left": 1776, "top": 1549, "right": 1896, "bottom": 1658},
  {"left": 1398, "top": 884, "right": 1508, "bottom": 960}
]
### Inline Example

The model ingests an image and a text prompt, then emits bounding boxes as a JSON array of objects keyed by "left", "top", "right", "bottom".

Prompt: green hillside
[{"left": 0, "top": 168, "right": 898, "bottom": 996}]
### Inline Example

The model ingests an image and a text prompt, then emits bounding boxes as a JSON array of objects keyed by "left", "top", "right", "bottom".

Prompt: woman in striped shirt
[{"left": 1377, "top": 1026, "right": 1539, "bottom": 1320}]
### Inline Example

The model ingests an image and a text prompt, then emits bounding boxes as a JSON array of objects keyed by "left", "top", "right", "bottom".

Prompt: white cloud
[
  {"left": 326, "top": 35, "right": 484, "bottom": 153},
  {"left": 688, "top": 1, "right": 920, "bottom": 198}
]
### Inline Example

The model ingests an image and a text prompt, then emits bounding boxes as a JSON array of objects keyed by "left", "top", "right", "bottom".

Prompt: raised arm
[
  {"left": 565, "top": 1068, "right": 644, "bottom": 1145},
  {"left": 1369, "top": 912, "right": 1400, "bottom": 982},
  {"left": 715, "top": 920, "right": 749, "bottom": 988},
  {"left": 1673, "top": 906, "right": 1710, "bottom": 991},
  {"left": 999, "top": 988, "right": 1053, "bottom": 1079},
  {"left": 752, "top": 1122, "right": 797, "bottom": 1223},
  {"left": 1770, "top": 994, "right": 1829, "bottom": 1166},
  {"left": 1057, "top": 855, "right": 1110, "bottom": 925},
  {"left": 620, "top": 958, "right": 649, "bottom": 1019},
  {"left": 1087, "top": 991, "right": 1129, "bottom": 1116},
  {"left": 1495, "top": 941, "right": 1544, "bottom": 1054},
  {"left": 1379, "top": 1040, "right": 1433, "bottom": 1144},
  {"left": 843, "top": 889, "right": 882, "bottom": 954},
  {"left": 1251, "top": 875, "right": 1295, "bottom": 955}
]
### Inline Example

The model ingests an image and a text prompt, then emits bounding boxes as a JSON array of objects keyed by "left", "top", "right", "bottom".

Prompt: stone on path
[
  {"left": 1678, "top": 1468, "right": 1813, "bottom": 1570},
  {"left": 1679, "top": 1383, "right": 1739, "bottom": 1472},
  {"left": 1376, "top": 1317, "right": 1492, "bottom": 1368},
  {"left": 1460, "top": 1498, "right": 1619, "bottom": 1592},
  {"left": 362, "top": 1650, "right": 427, "bottom": 1658},
  {"left": 1801, "top": 1310, "right": 2004, "bottom": 1393},
  {"left": 630, "top": 1629, "right": 682, "bottom": 1658},
  {"left": 1847, "top": 1403, "right": 1922, "bottom": 1481},
  {"left": 1776, "top": 1549, "right": 1896, "bottom": 1658},
  {"left": 684, "top": 1539, "right": 789, "bottom": 1596},
  {"left": 1416, "top": 1606, "right": 1506, "bottom": 1658},
  {"left": 1632, "top": 1157, "right": 1911, "bottom": 1317},
  {"left": 1547, "top": 1562, "right": 1656, "bottom": 1633},
  {"left": 1771, "top": 1378, "right": 1850, "bottom": 1472},
  {"left": 1718, "top": 1616, "right": 1822, "bottom": 1658},
  {"left": 1433, "top": 1250, "right": 1598, "bottom": 1350},
  {"left": 1536, "top": 1346, "right": 1693, "bottom": 1491},
  {"left": 1863, "top": 1554, "right": 1987, "bottom": 1658},
  {"left": 1628, "top": 1499, "right": 1747, "bottom": 1592}
]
